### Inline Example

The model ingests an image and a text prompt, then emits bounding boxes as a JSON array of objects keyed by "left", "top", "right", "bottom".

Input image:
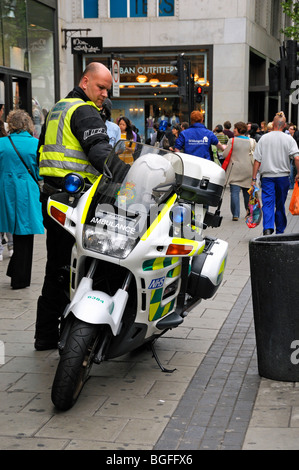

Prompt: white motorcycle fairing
[
  {"left": 64, "top": 277, "right": 128, "bottom": 335},
  {"left": 48, "top": 141, "right": 230, "bottom": 411}
]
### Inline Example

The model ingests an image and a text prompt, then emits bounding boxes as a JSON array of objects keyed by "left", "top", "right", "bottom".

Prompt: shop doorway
[{"left": 0, "top": 67, "right": 32, "bottom": 120}]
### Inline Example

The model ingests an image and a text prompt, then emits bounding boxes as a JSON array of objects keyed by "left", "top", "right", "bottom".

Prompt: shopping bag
[
  {"left": 222, "top": 138, "right": 234, "bottom": 171},
  {"left": 246, "top": 185, "right": 262, "bottom": 228},
  {"left": 289, "top": 182, "right": 299, "bottom": 215}
]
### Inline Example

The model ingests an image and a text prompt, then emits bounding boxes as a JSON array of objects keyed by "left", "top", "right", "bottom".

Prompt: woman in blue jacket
[{"left": 0, "top": 109, "right": 44, "bottom": 289}]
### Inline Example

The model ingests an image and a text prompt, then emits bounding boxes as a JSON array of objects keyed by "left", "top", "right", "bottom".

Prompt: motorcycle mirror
[{"left": 153, "top": 182, "right": 175, "bottom": 193}]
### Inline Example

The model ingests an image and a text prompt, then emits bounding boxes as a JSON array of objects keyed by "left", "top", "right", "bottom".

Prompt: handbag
[
  {"left": 8, "top": 136, "right": 40, "bottom": 186},
  {"left": 222, "top": 138, "right": 234, "bottom": 171},
  {"left": 289, "top": 181, "right": 299, "bottom": 215}
]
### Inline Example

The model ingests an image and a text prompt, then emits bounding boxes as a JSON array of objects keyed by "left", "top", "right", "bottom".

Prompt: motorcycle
[{"left": 48, "top": 141, "right": 228, "bottom": 410}]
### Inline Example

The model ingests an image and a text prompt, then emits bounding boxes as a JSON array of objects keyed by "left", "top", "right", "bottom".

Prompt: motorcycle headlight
[{"left": 83, "top": 225, "right": 136, "bottom": 259}]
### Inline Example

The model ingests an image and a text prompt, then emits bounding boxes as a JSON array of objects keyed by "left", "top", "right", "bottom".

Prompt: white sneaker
[
  {"left": 0, "top": 254, "right": 3, "bottom": 261},
  {"left": 8, "top": 250, "right": 13, "bottom": 257}
]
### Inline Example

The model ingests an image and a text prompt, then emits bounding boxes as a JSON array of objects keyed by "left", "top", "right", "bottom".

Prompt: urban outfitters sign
[
  {"left": 71, "top": 37, "right": 103, "bottom": 54},
  {"left": 120, "top": 65, "right": 175, "bottom": 75}
]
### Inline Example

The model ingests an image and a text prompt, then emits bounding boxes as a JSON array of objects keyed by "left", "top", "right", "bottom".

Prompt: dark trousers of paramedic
[
  {"left": 6, "top": 234, "right": 34, "bottom": 289},
  {"left": 261, "top": 176, "right": 290, "bottom": 234},
  {"left": 35, "top": 192, "right": 74, "bottom": 342}
]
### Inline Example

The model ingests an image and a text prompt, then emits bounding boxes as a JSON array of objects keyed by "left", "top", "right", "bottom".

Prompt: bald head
[{"left": 79, "top": 62, "right": 112, "bottom": 108}]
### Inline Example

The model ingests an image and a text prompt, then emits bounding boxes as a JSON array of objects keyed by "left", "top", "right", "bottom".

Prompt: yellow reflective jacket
[{"left": 39, "top": 98, "right": 101, "bottom": 184}]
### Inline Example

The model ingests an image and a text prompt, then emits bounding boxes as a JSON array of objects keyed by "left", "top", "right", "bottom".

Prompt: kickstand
[{"left": 151, "top": 341, "right": 176, "bottom": 373}]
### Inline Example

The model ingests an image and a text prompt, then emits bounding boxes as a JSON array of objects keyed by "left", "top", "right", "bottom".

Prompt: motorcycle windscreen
[{"left": 82, "top": 141, "right": 183, "bottom": 259}]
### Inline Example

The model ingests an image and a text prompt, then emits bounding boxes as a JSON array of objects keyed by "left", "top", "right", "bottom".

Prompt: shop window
[
  {"left": 1, "top": 0, "right": 28, "bottom": 70},
  {"left": 110, "top": 0, "right": 147, "bottom": 18},
  {"left": 159, "top": 0, "right": 174, "bottom": 17},
  {"left": 27, "top": 0, "right": 55, "bottom": 132},
  {"left": 84, "top": 0, "right": 98, "bottom": 18}
]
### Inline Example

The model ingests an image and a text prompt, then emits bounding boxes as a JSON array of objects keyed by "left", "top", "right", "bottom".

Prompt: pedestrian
[
  {"left": 151, "top": 119, "right": 168, "bottom": 148},
  {"left": 222, "top": 121, "right": 256, "bottom": 221},
  {"left": 100, "top": 98, "right": 121, "bottom": 146},
  {"left": 118, "top": 116, "right": 137, "bottom": 142},
  {"left": 223, "top": 120, "right": 234, "bottom": 139},
  {"left": 169, "top": 124, "right": 181, "bottom": 151},
  {"left": 162, "top": 122, "right": 174, "bottom": 149},
  {"left": 35, "top": 62, "right": 126, "bottom": 351},
  {"left": 259, "top": 121, "right": 267, "bottom": 135},
  {"left": 252, "top": 112, "right": 299, "bottom": 235},
  {"left": 0, "top": 118, "right": 13, "bottom": 261},
  {"left": 0, "top": 101, "right": 8, "bottom": 133},
  {"left": 118, "top": 116, "right": 137, "bottom": 163},
  {"left": 150, "top": 122, "right": 159, "bottom": 145},
  {"left": 249, "top": 123, "right": 261, "bottom": 142},
  {"left": 0, "top": 109, "right": 44, "bottom": 288},
  {"left": 175, "top": 110, "right": 225, "bottom": 160},
  {"left": 213, "top": 124, "right": 229, "bottom": 165},
  {"left": 132, "top": 125, "right": 141, "bottom": 143},
  {"left": 0, "top": 119, "right": 7, "bottom": 137},
  {"left": 0, "top": 232, "right": 13, "bottom": 261},
  {"left": 181, "top": 121, "right": 189, "bottom": 131},
  {"left": 288, "top": 123, "right": 299, "bottom": 189}
]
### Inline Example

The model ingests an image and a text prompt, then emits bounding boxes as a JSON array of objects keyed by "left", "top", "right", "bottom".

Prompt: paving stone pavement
[{"left": 0, "top": 188, "right": 299, "bottom": 451}]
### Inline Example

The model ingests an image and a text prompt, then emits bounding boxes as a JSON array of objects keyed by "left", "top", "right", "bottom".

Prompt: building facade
[
  {"left": 0, "top": 0, "right": 59, "bottom": 133},
  {"left": 57, "top": 0, "right": 292, "bottom": 140},
  {"left": 0, "top": 1, "right": 293, "bottom": 139}
]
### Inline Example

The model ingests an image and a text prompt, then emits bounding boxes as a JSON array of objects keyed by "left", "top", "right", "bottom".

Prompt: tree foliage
[{"left": 281, "top": 0, "right": 299, "bottom": 40}]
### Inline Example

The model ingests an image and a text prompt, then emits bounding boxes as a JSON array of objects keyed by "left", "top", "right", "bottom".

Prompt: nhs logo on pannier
[{"left": 148, "top": 277, "right": 165, "bottom": 289}]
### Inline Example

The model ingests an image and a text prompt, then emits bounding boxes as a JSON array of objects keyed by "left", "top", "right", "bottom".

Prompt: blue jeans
[
  {"left": 261, "top": 176, "right": 290, "bottom": 233},
  {"left": 230, "top": 184, "right": 250, "bottom": 218}
]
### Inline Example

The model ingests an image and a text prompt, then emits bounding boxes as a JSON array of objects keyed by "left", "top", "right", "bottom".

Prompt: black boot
[{"left": 263, "top": 229, "right": 274, "bottom": 235}]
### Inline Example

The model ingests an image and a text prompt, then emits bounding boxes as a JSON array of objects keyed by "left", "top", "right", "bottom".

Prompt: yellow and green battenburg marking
[
  {"left": 142, "top": 257, "right": 181, "bottom": 321},
  {"left": 149, "top": 290, "right": 175, "bottom": 322},
  {"left": 142, "top": 257, "right": 179, "bottom": 271}
]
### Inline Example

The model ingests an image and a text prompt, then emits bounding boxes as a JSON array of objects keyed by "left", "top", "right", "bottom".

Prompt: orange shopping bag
[{"left": 289, "top": 182, "right": 299, "bottom": 215}]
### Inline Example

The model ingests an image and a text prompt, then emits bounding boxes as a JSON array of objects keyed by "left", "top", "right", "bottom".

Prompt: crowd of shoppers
[{"left": 154, "top": 110, "right": 299, "bottom": 236}]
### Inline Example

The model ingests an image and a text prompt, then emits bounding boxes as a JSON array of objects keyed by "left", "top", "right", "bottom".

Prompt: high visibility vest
[{"left": 39, "top": 98, "right": 101, "bottom": 184}]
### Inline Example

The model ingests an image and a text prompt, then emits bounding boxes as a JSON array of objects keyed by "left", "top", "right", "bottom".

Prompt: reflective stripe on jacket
[{"left": 39, "top": 98, "right": 100, "bottom": 184}]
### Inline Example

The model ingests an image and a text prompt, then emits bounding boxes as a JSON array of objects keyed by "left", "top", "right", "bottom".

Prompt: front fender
[{"left": 67, "top": 278, "right": 128, "bottom": 336}]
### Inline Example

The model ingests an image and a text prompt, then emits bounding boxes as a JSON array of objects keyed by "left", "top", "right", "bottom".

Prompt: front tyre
[{"left": 51, "top": 319, "right": 99, "bottom": 411}]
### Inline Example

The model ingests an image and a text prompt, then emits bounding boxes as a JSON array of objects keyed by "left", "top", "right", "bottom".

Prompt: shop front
[
  {"left": 81, "top": 47, "right": 212, "bottom": 142},
  {"left": 0, "top": 0, "right": 59, "bottom": 135}
]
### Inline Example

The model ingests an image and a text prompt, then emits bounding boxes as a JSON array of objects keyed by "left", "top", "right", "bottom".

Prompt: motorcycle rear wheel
[{"left": 51, "top": 318, "right": 99, "bottom": 411}]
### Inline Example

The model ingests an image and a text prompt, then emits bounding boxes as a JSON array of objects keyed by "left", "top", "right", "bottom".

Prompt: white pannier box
[{"left": 177, "top": 152, "right": 226, "bottom": 207}]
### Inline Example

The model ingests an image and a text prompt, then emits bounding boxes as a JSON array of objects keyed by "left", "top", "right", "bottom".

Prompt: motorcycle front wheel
[{"left": 51, "top": 318, "right": 99, "bottom": 411}]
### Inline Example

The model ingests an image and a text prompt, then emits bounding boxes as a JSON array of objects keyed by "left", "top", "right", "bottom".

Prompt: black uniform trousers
[{"left": 35, "top": 192, "right": 74, "bottom": 342}]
